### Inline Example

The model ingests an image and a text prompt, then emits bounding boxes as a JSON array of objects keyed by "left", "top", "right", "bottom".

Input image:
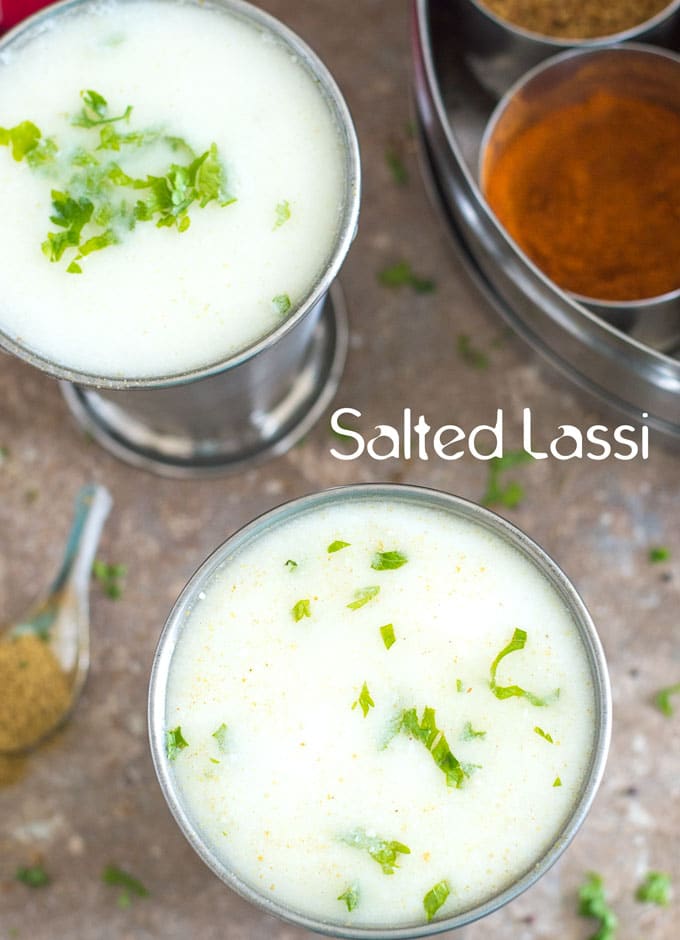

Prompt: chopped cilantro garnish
[
  {"left": 15, "top": 865, "right": 50, "bottom": 888},
  {"left": 92, "top": 559, "right": 127, "bottom": 600},
  {"left": 102, "top": 864, "right": 149, "bottom": 909},
  {"left": 284, "top": 559, "right": 298, "bottom": 571},
  {"left": 385, "top": 145, "right": 408, "bottom": 185},
  {"left": 347, "top": 585, "right": 380, "bottom": 610},
  {"left": 553, "top": 776, "right": 562, "bottom": 787},
  {"left": 72, "top": 90, "right": 132, "bottom": 129},
  {"left": 274, "top": 200, "right": 291, "bottom": 229},
  {"left": 337, "top": 883, "right": 360, "bottom": 911},
  {"left": 291, "top": 599, "right": 311, "bottom": 622},
  {"left": 655, "top": 682, "right": 680, "bottom": 717},
  {"left": 457, "top": 334, "right": 489, "bottom": 370},
  {"left": 371, "top": 550, "right": 408, "bottom": 570},
  {"left": 209, "top": 758, "right": 220, "bottom": 765},
  {"left": 636, "top": 871, "right": 672, "bottom": 906},
  {"left": 166, "top": 726, "right": 189, "bottom": 760},
  {"left": 489, "top": 628, "right": 558, "bottom": 707},
  {"left": 273, "top": 293, "right": 292, "bottom": 315},
  {"left": 482, "top": 450, "right": 533, "bottom": 509},
  {"left": 456, "top": 678, "right": 464, "bottom": 693},
  {"left": 578, "top": 872, "right": 618, "bottom": 940},
  {"left": 462, "top": 721, "right": 486, "bottom": 741},
  {"left": 534, "top": 726, "right": 554, "bottom": 743},
  {"left": 212, "top": 723, "right": 228, "bottom": 752},
  {"left": 397, "top": 706, "right": 467, "bottom": 788},
  {"left": 341, "top": 829, "right": 410, "bottom": 875},
  {"left": 328, "top": 540, "right": 351, "bottom": 554},
  {"left": 378, "top": 260, "right": 435, "bottom": 294},
  {"left": 380, "top": 623, "right": 396, "bottom": 649},
  {"left": 4, "top": 92, "right": 235, "bottom": 272},
  {"left": 352, "top": 682, "right": 375, "bottom": 718},
  {"left": 423, "top": 880, "right": 450, "bottom": 922},
  {"left": 649, "top": 546, "right": 671, "bottom": 563}
]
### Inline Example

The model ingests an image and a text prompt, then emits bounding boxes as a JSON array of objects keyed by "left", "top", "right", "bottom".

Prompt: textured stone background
[{"left": 1, "top": 0, "right": 678, "bottom": 937}]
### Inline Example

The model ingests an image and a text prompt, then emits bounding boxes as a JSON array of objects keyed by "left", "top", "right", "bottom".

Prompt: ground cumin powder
[
  {"left": 0, "top": 633, "right": 71, "bottom": 753},
  {"left": 479, "top": 0, "right": 672, "bottom": 39},
  {"left": 483, "top": 90, "right": 680, "bottom": 301}
]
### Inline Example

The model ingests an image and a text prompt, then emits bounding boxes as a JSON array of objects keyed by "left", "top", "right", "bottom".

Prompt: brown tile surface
[{"left": 0, "top": 1, "right": 679, "bottom": 938}]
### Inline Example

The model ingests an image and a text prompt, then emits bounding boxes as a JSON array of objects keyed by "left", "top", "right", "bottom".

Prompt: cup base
[{"left": 60, "top": 282, "right": 348, "bottom": 478}]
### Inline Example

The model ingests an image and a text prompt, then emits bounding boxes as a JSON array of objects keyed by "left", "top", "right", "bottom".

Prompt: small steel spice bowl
[
  {"left": 457, "top": 0, "right": 680, "bottom": 97},
  {"left": 479, "top": 44, "right": 680, "bottom": 354},
  {"left": 148, "top": 483, "right": 612, "bottom": 939},
  {"left": 0, "top": 0, "right": 360, "bottom": 477}
]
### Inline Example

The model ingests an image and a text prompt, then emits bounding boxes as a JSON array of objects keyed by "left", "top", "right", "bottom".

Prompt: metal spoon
[{"left": 0, "top": 483, "right": 113, "bottom": 755}]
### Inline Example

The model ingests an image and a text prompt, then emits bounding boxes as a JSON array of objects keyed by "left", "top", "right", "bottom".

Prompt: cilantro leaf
[
  {"left": 385, "top": 145, "right": 408, "bottom": 186},
  {"left": 489, "top": 628, "right": 559, "bottom": 707},
  {"left": 292, "top": 599, "right": 311, "bottom": 621},
  {"left": 212, "top": 723, "right": 228, "bottom": 753},
  {"left": 0, "top": 120, "right": 42, "bottom": 161},
  {"left": 462, "top": 721, "right": 485, "bottom": 741},
  {"left": 328, "top": 540, "right": 351, "bottom": 554},
  {"left": 284, "top": 559, "right": 298, "bottom": 571},
  {"left": 371, "top": 550, "right": 408, "bottom": 571},
  {"left": 102, "top": 864, "right": 149, "bottom": 909},
  {"left": 341, "top": 829, "right": 410, "bottom": 875},
  {"left": 578, "top": 872, "right": 618, "bottom": 940},
  {"left": 380, "top": 623, "right": 396, "bottom": 649},
  {"left": 457, "top": 334, "right": 489, "bottom": 370},
  {"left": 456, "top": 679, "right": 464, "bottom": 693},
  {"left": 352, "top": 681, "right": 375, "bottom": 718},
  {"left": 397, "top": 706, "right": 467, "bottom": 788},
  {"left": 654, "top": 682, "right": 680, "bottom": 716},
  {"left": 424, "top": 880, "right": 450, "bottom": 922},
  {"left": 482, "top": 450, "right": 533, "bottom": 509},
  {"left": 649, "top": 546, "right": 671, "bottom": 563},
  {"left": 337, "top": 883, "right": 359, "bottom": 912},
  {"left": 553, "top": 776, "right": 562, "bottom": 787},
  {"left": 378, "top": 260, "right": 435, "bottom": 293},
  {"left": 92, "top": 559, "right": 126, "bottom": 600},
  {"left": 72, "top": 90, "right": 132, "bottom": 128},
  {"left": 166, "top": 726, "right": 189, "bottom": 760},
  {"left": 534, "top": 726, "right": 554, "bottom": 743},
  {"left": 636, "top": 871, "right": 671, "bottom": 906},
  {"left": 16, "top": 865, "right": 50, "bottom": 888},
  {"left": 274, "top": 199, "right": 291, "bottom": 229},
  {"left": 273, "top": 293, "right": 292, "bottom": 315},
  {"left": 347, "top": 586, "right": 380, "bottom": 610}
]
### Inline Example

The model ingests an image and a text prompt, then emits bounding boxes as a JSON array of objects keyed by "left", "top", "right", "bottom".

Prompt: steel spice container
[
  {"left": 0, "top": 0, "right": 360, "bottom": 476},
  {"left": 148, "top": 483, "right": 612, "bottom": 939}
]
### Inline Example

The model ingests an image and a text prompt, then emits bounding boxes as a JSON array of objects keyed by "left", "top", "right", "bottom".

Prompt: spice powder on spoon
[{"left": 482, "top": 89, "right": 680, "bottom": 302}]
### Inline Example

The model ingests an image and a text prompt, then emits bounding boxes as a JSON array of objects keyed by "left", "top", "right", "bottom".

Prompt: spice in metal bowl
[
  {"left": 478, "top": 0, "right": 673, "bottom": 39},
  {"left": 482, "top": 89, "right": 680, "bottom": 302}
]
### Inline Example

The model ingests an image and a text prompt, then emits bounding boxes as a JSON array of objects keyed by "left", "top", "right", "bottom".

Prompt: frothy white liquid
[
  {"left": 0, "top": 0, "right": 346, "bottom": 378},
  {"left": 165, "top": 496, "right": 597, "bottom": 929}
]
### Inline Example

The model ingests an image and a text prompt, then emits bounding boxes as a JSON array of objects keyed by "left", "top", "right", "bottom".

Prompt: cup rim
[
  {"left": 478, "top": 42, "right": 680, "bottom": 310},
  {"left": 148, "top": 482, "right": 612, "bottom": 939},
  {"left": 467, "top": 0, "right": 680, "bottom": 48},
  {"left": 0, "top": 0, "right": 361, "bottom": 390}
]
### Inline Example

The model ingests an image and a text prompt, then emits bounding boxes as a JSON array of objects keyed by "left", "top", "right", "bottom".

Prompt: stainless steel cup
[
  {"left": 0, "top": 0, "right": 360, "bottom": 476},
  {"left": 149, "top": 483, "right": 611, "bottom": 939},
  {"left": 479, "top": 45, "right": 680, "bottom": 353},
  {"left": 457, "top": 0, "right": 680, "bottom": 98}
]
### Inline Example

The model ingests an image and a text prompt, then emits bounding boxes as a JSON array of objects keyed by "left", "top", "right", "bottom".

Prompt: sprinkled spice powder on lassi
[{"left": 483, "top": 90, "right": 680, "bottom": 301}]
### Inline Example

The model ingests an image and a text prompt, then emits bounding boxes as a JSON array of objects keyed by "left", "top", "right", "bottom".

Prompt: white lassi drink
[
  {"left": 0, "top": 0, "right": 347, "bottom": 379},
  {"left": 157, "top": 488, "right": 604, "bottom": 931}
]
